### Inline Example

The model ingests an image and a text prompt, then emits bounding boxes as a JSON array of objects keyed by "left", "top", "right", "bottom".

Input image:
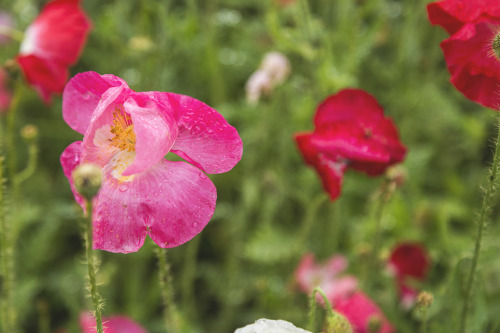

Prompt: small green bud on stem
[
  {"left": 324, "top": 313, "right": 353, "bottom": 333},
  {"left": 20, "top": 124, "right": 38, "bottom": 141},
  {"left": 72, "top": 163, "right": 102, "bottom": 201}
]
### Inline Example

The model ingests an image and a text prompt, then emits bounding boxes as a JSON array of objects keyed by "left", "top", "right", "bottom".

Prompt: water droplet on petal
[
  {"left": 199, "top": 173, "right": 207, "bottom": 179},
  {"left": 193, "top": 222, "right": 198, "bottom": 227},
  {"left": 119, "top": 184, "right": 129, "bottom": 192}
]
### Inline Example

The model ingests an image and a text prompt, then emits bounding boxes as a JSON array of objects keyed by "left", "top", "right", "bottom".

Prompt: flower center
[{"left": 110, "top": 108, "right": 136, "bottom": 152}]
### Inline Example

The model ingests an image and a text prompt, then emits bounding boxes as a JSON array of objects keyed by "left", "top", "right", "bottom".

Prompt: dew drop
[
  {"left": 119, "top": 184, "right": 129, "bottom": 192},
  {"left": 199, "top": 173, "right": 207, "bottom": 179},
  {"left": 193, "top": 222, "right": 198, "bottom": 227}
]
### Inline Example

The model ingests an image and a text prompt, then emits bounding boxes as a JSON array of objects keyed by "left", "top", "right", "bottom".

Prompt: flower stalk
[
  {"left": 73, "top": 163, "right": 104, "bottom": 333},
  {"left": 309, "top": 287, "right": 334, "bottom": 331},
  {"left": 460, "top": 112, "right": 500, "bottom": 333},
  {"left": 156, "top": 247, "right": 181, "bottom": 333}
]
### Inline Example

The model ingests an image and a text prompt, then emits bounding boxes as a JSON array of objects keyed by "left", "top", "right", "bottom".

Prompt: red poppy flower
[
  {"left": 387, "top": 243, "right": 431, "bottom": 309},
  {"left": 295, "top": 89, "right": 406, "bottom": 200},
  {"left": 16, "top": 0, "right": 91, "bottom": 103},
  {"left": 427, "top": 0, "right": 500, "bottom": 108}
]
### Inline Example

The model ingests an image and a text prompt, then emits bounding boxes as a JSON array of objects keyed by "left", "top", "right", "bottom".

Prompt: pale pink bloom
[
  {"left": 295, "top": 253, "right": 358, "bottom": 304},
  {"left": 245, "top": 51, "right": 290, "bottom": 104},
  {"left": 60, "top": 71, "right": 242, "bottom": 253},
  {"left": 80, "top": 313, "right": 147, "bottom": 333},
  {"left": 335, "top": 291, "right": 394, "bottom": 333},
  {"left": 245, "top": 69, "right": 272, "bottom": 104},
  {"left": 260, "top": 52, "right": 291, "bottom": 84},
  {"left": 234, "top": 319, "right": 311, "bottom": 333},
  {"left": 0, "top": 11, "right": 14, "bottom": 44}
]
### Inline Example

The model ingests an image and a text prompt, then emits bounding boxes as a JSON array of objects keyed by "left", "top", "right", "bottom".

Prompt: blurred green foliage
[{"left": 1, "top": 0, "right": 500, "bottom": 332}]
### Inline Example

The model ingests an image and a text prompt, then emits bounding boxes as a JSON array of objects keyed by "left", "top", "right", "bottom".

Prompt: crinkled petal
[
  {"left": 121, "top": 93, "right": 178, "bottom": 176},
  {"left": 16, "top": 54, "right": 67, "bottom": 104},
  {"left": 440, "top": 22, "right": 500, "bottom": 108},
  {"left": 60, "top": 141, "right": 85, "bottom": 209},
  {"left": 427, "top": 0, "right": 500, "bottom": 35},
  {"left": 63, "top": 71, "right": 129, "bottom": 135},
  {"left": 93, "top": 158, "right": 216, "bottom": 253},
  {"left": 147, "top": 91, "right": 243, "bottom": 174},
  {"left": 314, "top": 89, "right": 384, "bottom": 127},
  {"left": 20, "top": 0, "right": 91, "bottom": 64},
  {"left": 295, "top": 133, "right": 347, "bottom": 200}
]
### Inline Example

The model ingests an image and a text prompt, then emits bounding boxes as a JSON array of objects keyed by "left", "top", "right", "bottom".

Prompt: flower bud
[
  {"left": 20, "top": 124, "right": 38, "bottom": 141},
  {"left": 72, "top": 163, "right": 102, "bottom": 201},
  {"left": 367, "top": 315, "right": 382, "bottom": 333},
  {"left": 324, "top": 313, "right": 353, "bottom": 333},
  {"left": 416, "top": 291, "right": 434, "bottom": 309}
]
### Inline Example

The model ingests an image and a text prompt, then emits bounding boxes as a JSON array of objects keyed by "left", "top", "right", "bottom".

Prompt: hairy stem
[
  {"left": 84, "top": 200, "right": 104, "bottom": 333},
  {"left": 460, "top": 113, "right": 500, "bottom": 333},
  {"left": 156, "top": 247, "right": 181, "bottom": 333}
]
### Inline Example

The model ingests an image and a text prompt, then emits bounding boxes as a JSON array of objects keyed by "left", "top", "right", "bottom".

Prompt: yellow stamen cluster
[{"left": 110, "top": 108, "right": 136, "bottom": 152}]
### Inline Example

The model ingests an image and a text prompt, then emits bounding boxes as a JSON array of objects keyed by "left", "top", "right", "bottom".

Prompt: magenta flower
[
  {"left": 335, "top": 291, "right": 394, "bottom": 333},
  {"left": 295, "top": 89, "right": 406, "bottom": 201},
  {"left": 80, "top": 313, "right": 147, "bottom": 333},
  {"left": 60, "top": 71, "right": 242, "bottom": 253},
  {"left": 387, "top": 242, "right": 431, "bottom": 309},
  {"left": 295, "top": 253, "right": 358, "bottom": 304}
]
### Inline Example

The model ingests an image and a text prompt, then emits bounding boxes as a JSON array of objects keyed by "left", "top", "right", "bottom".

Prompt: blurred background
[{"left": 1, "top": 0, "right": 500, "bottom": 332}]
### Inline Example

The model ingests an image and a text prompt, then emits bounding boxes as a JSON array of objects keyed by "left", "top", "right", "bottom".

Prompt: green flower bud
[
  {"left": 324, "top": 313, "right": 353, "bottom": 333},
  {"left": 72, "top": 163, "right": 102, "bottom": 201},
  {"left": 367, "top": 315, "right": 382, "bottom": 333},
  {"left": 20, "top": 124, "right": 39, "bottom": 141}
]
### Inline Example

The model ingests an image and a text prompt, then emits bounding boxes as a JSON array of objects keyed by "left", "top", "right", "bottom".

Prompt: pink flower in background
[
  {"left": 335, "top": 291, "right": 394, "bottom": 333},
  {"left": 245, "top": 51, "right": 290, "bottom": 104},
  {"left": 16, "top": 0, "right": 91, "bottom": 103},
  {"left": 0, "top": 11, "right": 14, "bottom": 44},
  {"left": 295, "top": 253, "right": 394, "bottom": 332},
  {"left": 295, "top": 89, "right": 406, "bottom": 200},
  {"left": 295, "top": 253, "right": 358, "bottom": 304},
  {"left": 60, "top": 71, "right": 243, "bottom": 253},
  {"left": 427, "top": 0, "right": 500, "bottom": 108},
  {"left": 80, "top": 313, "right": 147, "bottom": 333},
  {"left": 387, "top": 243, "right": 431, "bottom": 309},
  {"left": 0, "top": 69, "right": 11, "bottom": 113}
]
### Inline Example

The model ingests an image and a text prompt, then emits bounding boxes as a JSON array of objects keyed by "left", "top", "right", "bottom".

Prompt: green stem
[
  {"left": 0, "top": 26, "right": 24, "bottom": 42},
  {"left": 420, "top": 309, "right": 428, "bottom": 333},
  {"left": 362, "top": 183, "right": 390, "bottom": 291},
  {"left": 460, "top": 113, "right": 500, "bottom": 333},
  {"left": 84, "top": 200, "right": 103, "bottom": 333},
  {"left": 13, "top": 140, "right": 38, "bottom": 187},
  {"left": 295, "top": 194, "right": 327, "bottom": 253},
  {"left": 308, "top": 287, "right": 334, "bottom": 331},
  {"left": 0, "top": 153, "right": 10, "bottom": 333},
  {"left": 156, "top": 247, "right": 181, "bottom": 333}
]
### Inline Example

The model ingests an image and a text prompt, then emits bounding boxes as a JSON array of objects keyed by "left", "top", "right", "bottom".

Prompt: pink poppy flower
[
  {"left": 60, "top": 71, "right": 243, "bottom": 253},
  {"left": 295, "top": 253, "right": 358, "bottom": 304},
  {"left": 335, "top": 291, "right": 394, "bottom": 333},
  {"left": 427, "top": 0, "right": 500, "bottom": 108},
  {"left": 16, "top": 0, "right": 91, "bottom": 103},
  {"left": 295, "top": 89, "right": 406, "bottom": 200},
  {"left": 80, "top": 313, "right": 147, "bottom": 333},
  {"left": 387, "top": 243, "right": 431, "bottom": 309}
]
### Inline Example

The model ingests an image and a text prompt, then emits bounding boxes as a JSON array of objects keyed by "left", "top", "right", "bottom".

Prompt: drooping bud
[
  {"left": 72, "top": 163, "right": 102, "bottom": 201},
  {"left": 324, "top": 313, "right": 353, "bottom": 333},
  {"left": 493, "top": 31, "right": 500, "bottom": 61}
]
